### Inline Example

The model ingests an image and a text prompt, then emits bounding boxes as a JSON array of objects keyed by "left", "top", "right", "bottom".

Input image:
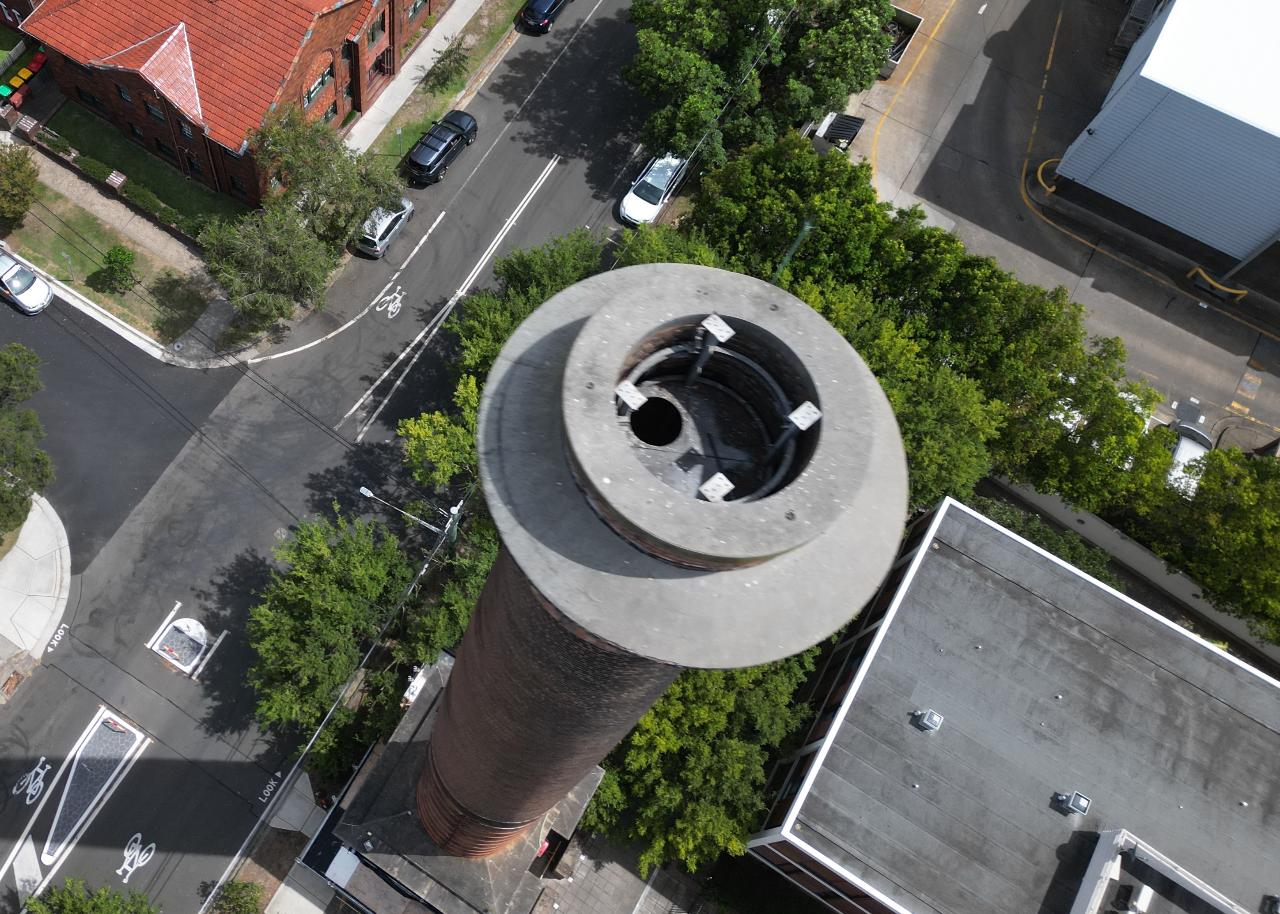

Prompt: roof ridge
[{"left": 95, "top": 23, "right": 181, "bottom": 66}]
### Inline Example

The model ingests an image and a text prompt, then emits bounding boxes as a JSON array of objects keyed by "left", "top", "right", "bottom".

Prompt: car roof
[
  {"left": 441, "top": 109, "right": 475, "bottom": 132},
  {"left": 363, "top": 198, "right": 410, "bottom": 236},
  {"left": 0, "top": 252, "right": 17, "bottom": 273},
  {"left": 526, "top": 0, "right": 556, "bottom": 13},
  {"left": 641, "top": 154, "right": 685, "bottom": 188},
  {"left": 1171, "top": 422, "right": 1213, "bottom": 449}
]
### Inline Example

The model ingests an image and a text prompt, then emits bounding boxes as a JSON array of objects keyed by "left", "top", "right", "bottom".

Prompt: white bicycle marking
[
  {"left": 375, "top": 285, "right": 404, "bottom": 319},
  {"left": 12, "top": 758, "right": 51, "bottom": 806},
  {"left": 116, "top": 832, "right": 155, "bottom": 884}
]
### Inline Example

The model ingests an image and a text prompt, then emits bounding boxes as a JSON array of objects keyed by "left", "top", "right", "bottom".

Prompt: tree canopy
[
  {"left": 582, "top": 650, "right": 819, "bottom": 876},
  {"left": 253, "top": 105, "right": 403, "bottom": 250},
  {"left": 27, "top": 879, "right": 156, "bottom": 914},
  {"left": 626, "top": 0, "right": 892, "bottom": 165},
  {"left": 0, "top": 343, "right": 54, "bottom": 533},
  {"left": 0, "top": 143, "right": 40, "bottom": 225},
  {"left": 248, "top": 508, "right": 411, "bottom": 734},
  {"left": 1139, "top": 449, "right": 1280, "bottom": 642}
]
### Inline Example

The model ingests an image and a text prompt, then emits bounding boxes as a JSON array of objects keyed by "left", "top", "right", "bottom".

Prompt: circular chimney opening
[{"left": 629, "top": 397, "right": 682, "bottom": 446}]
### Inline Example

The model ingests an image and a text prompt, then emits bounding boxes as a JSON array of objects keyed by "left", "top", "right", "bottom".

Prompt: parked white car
[
  {"left": 1167, "top": 422, "right": 1212, "bottom": 496},
  {"left": 0, "top": 252, "right": 53, "bottom": 314},
  {"left": 355, "top": 197, "right": 415, "bottom": 258},
  {"left": 619, "top": 154, "right": 687, "bottom": 225}
]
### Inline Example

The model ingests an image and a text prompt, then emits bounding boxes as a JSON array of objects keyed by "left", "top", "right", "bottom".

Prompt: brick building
[{"left": 21, "top": 0, "right": 445, "bottom": 205}]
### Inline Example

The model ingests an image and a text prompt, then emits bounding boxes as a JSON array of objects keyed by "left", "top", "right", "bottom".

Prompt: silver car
[
  {"left": 355, "top": 197, "right": 415, "bottom": 258},
  {"left": 0, "top": 252, "right": 53, "bottom": 314}
]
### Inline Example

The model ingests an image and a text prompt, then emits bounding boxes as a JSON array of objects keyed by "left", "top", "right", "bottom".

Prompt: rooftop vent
[
  {"left": 912, "top": 709, "right": 943, "bottom": 732},
  {"left": 1054, "top": 791, "right": 1092, "bottom": 815}
]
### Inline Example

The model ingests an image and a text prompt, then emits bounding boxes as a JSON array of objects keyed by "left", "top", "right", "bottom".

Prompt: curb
[{"left": 1, "top": 239, "right": 251, "bottom": 369}]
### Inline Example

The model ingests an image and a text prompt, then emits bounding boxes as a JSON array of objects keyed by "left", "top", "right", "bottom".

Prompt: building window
[
  {"left": 304, "top": 63, "right": 334, "bottom": 107},
  {"left": 76, "top": 87, "right": 101, "bottom": 109},
  {"left": 409, "top": 0, "right": 428, "bottom": 18},
  {"left": 145, "top": 101, "right": 165, "bottom": 122},
  {"left": 186, "top": 153, "right": 202, "bottom": 176},
  {"left": 367, "top": 11, "right": 385, "bottom": 46},
  {"left": 344, "top": 82, "right": 352, "bottom": 100},
  {"left": 116, "top": 83, "right": 131, "bottom": 102},
  {"left": 324, "top": 101, "right": 338, "bottom": 122},
  {"left": 178, "top": 121, "right": 193, "bottom": 138},
  {"left": 229, "top": 174, "right": 247, "bottom": 195},
  {"left": 155, "top": 139, "right": 176, "bottom": 160},
  {"left": 129, "top": 123, "right": 143, "bottom": 140},
  {"left": 341, "top": 42, "right": 353, "bottom": 61}
]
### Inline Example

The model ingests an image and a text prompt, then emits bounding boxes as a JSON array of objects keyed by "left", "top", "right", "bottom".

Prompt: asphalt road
[{"left": 0, "top": 0, "right": 647, "bottom": 908}]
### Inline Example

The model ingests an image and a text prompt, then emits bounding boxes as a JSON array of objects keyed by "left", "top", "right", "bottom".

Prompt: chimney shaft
[{"left": 417, "top": 265, "right": 909, "bottom": 855}]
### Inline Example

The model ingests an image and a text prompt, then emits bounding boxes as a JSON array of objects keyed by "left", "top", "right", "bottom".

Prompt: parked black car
[
  {"left": 519, "top": 0, "right": 569, "bottom": 33},
  {"left": 406, "top": 110, "right": 478, "bottom": 184}
]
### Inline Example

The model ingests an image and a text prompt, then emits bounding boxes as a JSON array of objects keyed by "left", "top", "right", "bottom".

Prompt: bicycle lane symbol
[
  {"left": 116, "top": 833, "right": 155, "bottom": 884},
  {"left": 375, "top": 285, "right": 404, "bottom": 319},
  {"left": 12, "top": 758, "right": 51, "bottom": 806}
]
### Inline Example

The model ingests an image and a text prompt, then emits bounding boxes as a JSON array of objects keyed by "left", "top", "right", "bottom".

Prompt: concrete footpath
[
  {"left": 0, "top": 496, "right": 71, "bottom": 700},
  {"left": 343, "top": 0, "right": 488, "bottom": 153}
]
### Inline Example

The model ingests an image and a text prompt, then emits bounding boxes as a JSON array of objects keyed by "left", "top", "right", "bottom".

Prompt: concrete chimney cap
[{"left": 478, "top": 264, "right": 908, "bottom": 669}]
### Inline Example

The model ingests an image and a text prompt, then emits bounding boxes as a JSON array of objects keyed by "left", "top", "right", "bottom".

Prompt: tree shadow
[
  {"left": 191, "top": 547, "right": 281, "bottom": 743},
  {"left": 484, "top": 8, "right": 649, "bottom": 202},
  {"left": 148, "top": 269, "right": 217, "bottom": 344}
]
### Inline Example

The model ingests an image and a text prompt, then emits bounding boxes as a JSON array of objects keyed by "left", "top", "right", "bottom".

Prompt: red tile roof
[{"left": 24, "top": 0, "right": 360, "bottom": 150}]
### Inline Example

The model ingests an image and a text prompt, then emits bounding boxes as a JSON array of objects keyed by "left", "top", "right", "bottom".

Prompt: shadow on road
[{"left": 486, "top": 6, "right": 647, "bottom": 201}]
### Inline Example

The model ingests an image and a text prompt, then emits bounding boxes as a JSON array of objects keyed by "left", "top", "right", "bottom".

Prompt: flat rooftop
[
  {"left": 786, "top": 499, "right": 1280, "bottom": 914},
  {"left": 1143, "top": 0, "right": 1280, "bottom": 138}
]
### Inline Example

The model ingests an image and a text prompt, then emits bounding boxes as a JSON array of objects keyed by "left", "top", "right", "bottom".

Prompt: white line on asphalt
[
  {"left": 456, "top": 0, "right": 608, "bottom": 188},
  {"left": 0, "top": 706, "right": 107, "bottom": 885},
  {"left": 401, "top": 211, "right": 445, "bottom": 270},
  {"left": 191, "top": 631, "right": 227, "bottom": 682},
  {"left": 42, "top": 711, "right": 145, "bottom": 866},
  {"left": 978, "top": 2, "right": 987, "bottom": 12},
  {"left": 144, "top": 602, "right": 182, "bottom": 651},
  {"left": 351, "top": 155, "right": 561, "bottom": 443},
  {"left": 247, "top": 206, "right": 448, "bottom": 366},
  {"left": 31, "top": 735, "right": 152, "bottom": 898}
]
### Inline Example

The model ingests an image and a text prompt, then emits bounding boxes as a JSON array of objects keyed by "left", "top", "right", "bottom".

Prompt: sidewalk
[
  {"left": 0, "top": 496, "right": 71, "bottom": 701},
  {"left": 343, "top": 0, "right": 489, "bottom": 153}
]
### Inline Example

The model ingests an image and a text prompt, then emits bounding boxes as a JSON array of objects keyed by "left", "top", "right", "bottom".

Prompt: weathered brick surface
[{"left": 418, "top": 547, "right": 680, "bottom": 855}]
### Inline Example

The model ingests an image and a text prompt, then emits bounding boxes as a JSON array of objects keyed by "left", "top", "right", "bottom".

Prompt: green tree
[
  {"left": 626, "top": 0, "right": 892, "bottom": 164},
  {"left": 210, "top": 881, "right": 262, "bottom": 914},
  {"left": 201, "top": 207, "right": 336, "bottom": 327},
  {"left": 253, "top": 106, "right": 403, "bottom": 251},
  {"left": 422, "top": 38, "right": 470, "bottom": 92},
  {"left": 0, "top": 143, "right": 40, "bottom": 224},
  {"left": 248, "top": 508, "right": 411, "bottom": 733},
  {"left": 1142, "top": 449, "right": 1280, "bottom": 642},
  {"left": 614, "top": 223, "right": 722, "bottom": 268},
  {"left": 582, "top": 650, "right": 819, "bottom": 875},
  {"left": 398, "top": 375, "right": 480, "bottom": 490},
  {"left": 965, "top": 495, "right": 1124, "bottom": 590},
  {"left": 453, "top": 228, "right": 606, "bottom": 376},
  {"left": 27, "top": 879, "right": 156, "bottom": 914},
  {"left": 100, "top": 245, "right": 139, "bottom": 293},
  {"left": 0, "top": 343, "right": 54, "bottom": 533}
]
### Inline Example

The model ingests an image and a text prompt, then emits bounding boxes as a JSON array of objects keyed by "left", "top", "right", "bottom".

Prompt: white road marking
[
  {"left": 144, "top": 602, "right": 181, "bottom": 651},
  {"left": 248, "top": 209, "right": 446, "bottom": 365},
  {"left": 0, "top": 707, "right": 109, "bottom": 885},
  {"left": 351, "top": 155, "right": 562, "bottom": 443},
  {"left": 401, "top": 212, "right": 445, "bottom": 269},
  {"left": 32, "top": 731, "right": 151, "bottom": 897},
  {"left": 191, "top": 630, "right": 227, "bottom": 681},
  {"left": 42, "top": 711, "right": 146, "bottom": 865},
  {"left": 13, "top": 837, "right": 40, "bottom": 902},
  {"left": 978, "top": 2, "right": 987, "bottom": 11},
  {"left": 115, "top": 833, "right": 156, "bottom": 884}
]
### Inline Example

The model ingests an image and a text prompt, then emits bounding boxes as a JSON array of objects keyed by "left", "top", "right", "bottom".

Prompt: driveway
[{"left": 844, "top": 0, "right": 1280, "bottom": 450}]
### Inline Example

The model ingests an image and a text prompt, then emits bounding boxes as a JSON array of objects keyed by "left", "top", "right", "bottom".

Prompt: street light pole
[{"left": 358, "top": 485, "right": 442, "bottom": 534}]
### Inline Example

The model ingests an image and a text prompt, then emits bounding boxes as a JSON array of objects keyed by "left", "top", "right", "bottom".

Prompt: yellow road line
[{"left": 870, "top": 0, "right": 958, "bottom": 178}]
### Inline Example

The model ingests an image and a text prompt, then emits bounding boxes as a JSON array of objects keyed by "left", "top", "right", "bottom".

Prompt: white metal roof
[{"left": 1143, "top": 0, "right": 1280, "bottom": 138}]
